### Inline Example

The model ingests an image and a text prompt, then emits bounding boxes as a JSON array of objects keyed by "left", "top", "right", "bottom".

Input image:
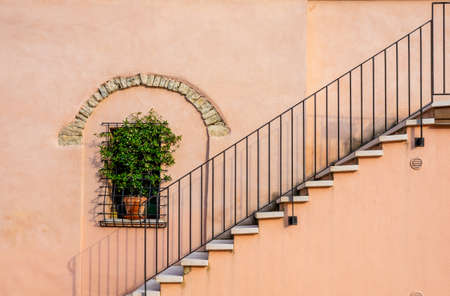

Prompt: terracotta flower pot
[{"left": 123, "top": 196, "right": 148, "bottom": 220}]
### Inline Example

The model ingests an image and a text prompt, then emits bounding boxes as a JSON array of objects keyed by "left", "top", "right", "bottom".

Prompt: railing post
[
  {"left": 415, "top": 26, "right": 425, "bottom": 147},
  {"left": 143, "top": 185, "right": 149, "bottom": 295},
  {"left": 288, "top": 107, "right": 297, "bottom": 226},
  {"left": 431, "top": 2, "right": 434, "bottom": 101}
]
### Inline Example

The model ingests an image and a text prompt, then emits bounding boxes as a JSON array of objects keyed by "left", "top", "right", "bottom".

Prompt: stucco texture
[
  {"left": 160, "top": 125, "right": 450, "bottom": 296},
  {"left": 0, "top": 1, "right": 306, "bottom": 295}
]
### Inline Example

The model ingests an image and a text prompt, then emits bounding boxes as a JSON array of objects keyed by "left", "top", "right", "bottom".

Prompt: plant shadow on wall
[{"left": 96, "top": 110, "right": 181, "bottom": 226}]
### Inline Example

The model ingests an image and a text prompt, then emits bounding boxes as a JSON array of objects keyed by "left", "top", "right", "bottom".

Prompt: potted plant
[{"left": 98, "top": 110, "right": 181, "bottom": 220}]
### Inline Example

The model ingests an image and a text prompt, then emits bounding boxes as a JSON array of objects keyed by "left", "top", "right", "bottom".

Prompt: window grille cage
[{"left": 97, "top": 122, "right": 167, "bottom": 228}]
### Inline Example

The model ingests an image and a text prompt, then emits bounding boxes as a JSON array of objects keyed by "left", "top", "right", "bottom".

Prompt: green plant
[{"left": 97, "top": 109, "right": 182, "bottom": 197}]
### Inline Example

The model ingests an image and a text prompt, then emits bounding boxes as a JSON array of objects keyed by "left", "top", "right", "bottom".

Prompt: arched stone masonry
[{"left": 58, "top": 73, "right": 230, "bottom": 145}]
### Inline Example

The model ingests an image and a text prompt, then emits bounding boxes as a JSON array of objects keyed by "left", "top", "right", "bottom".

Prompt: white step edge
[
  {"left": 379, "top": 134, "right": 408, "bottom": 142},
  {"left": 405, "top": 118, "right": 435, "bottom": 126},
  {"left": 155, "top": 266, "right": 184, "bottom": 283},
  {"left": 206, "top": 239, "right": 234, "bottom": 251},
  {"left": 180, "top": 252, "right": 209, "bottom": 267},
  {"left": 354, "top": 150, "right": 384, "bottom": 157},
  {"left": 231, "top": 225, "right": 259, "bottom": 235},
  {"left": 255, "top": 211, "right": 284, "bottom": 219},
  {"left": 277, "top": 195, "right": 309, "bottom": 204},
  {"left": 129, "top": 280, "right": 160, "bottom": 296},
  {"left": 330, "top": 165, "right": 359, "bottom": 173},
  {"left": 432, "top": 100, "right": 450, "bottom": 108},
  {"left": 297, "top": 180, "right": 333, "bottom": 190}
]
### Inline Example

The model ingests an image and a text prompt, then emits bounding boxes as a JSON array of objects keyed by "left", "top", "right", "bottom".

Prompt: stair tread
[
  {"left": 255, "top": 211, "right": 284, "bottom": 219},
  {"left": 181, "top": 252, "right": 209, "bottom": 266},
  {"left": 231, "top": 225, "right": 259, "bottom": 235},
  {"left": 330, "top": 165, "right": 359, "bottom": 172},
  {"left": 206, "top": 239, "right": 234, "bottom": 251},
  {"left": 155, "top": 266, "right": 184, "bottom": 283},
  {"left": 405, "top": 118, "right": 435, "bottom": 126},
  {"left": 354, "top": 150, "right": 384, "bottom": 157},
  {"left": 432, "top": 100, "right": 450, "bottom": 108},
  {"left": 379, "top": 134, "right": 408, "bottom": 142},
  {"left": 297, "top": 180, "right": 333, "bottom": 190},
  {"left": 277, "top": 195, "right": 309, "bottom": 203}
]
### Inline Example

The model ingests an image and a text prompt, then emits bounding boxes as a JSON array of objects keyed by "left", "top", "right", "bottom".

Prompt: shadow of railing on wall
[{"left": 68, "top": 228, "right": 147, "bottom": 296}]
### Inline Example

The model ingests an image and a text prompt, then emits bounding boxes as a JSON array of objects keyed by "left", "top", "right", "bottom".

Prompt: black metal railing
[{"left": 136, "top": 3, "right": 449, "bottom": 294}]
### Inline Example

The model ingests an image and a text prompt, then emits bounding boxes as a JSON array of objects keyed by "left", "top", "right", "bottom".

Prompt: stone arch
[{"left": 58, "top": 73, "right": 230, "bottom": 145}]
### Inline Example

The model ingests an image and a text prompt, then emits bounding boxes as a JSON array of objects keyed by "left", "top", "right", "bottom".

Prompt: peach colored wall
[
  {"left": 0, "top": 1, "right": 306, "bottom": 295},
  {"left": 160, "top": 125, "right": 450, "bottom": 296},
  {"left": 1, "top": 0, "right": 445, "bottom": 295},
  {"left": 307, "top": 0, "right": 434, "bottom": 93}
]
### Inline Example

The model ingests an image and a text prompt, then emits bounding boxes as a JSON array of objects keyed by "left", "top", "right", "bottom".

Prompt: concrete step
[
  {"left": 297, "top": 180, "right": 333, "bottom": 190},
  {"left": 324, "top": 165, "right": 359, "bottom": 175},
  {"left": 231, "top": 225, "right": 259, "bottom": 235},
  {"left": 276, "top": 195, "right": 309, "bottom": 204},
  {"left": 330, "top": 165, "right": 359, "bottom": 172},
  {"left": 181, "top": 252, "right": 209, "bottom": 267},
  {"left": 128, "top": 280, "right": 160, "bottom": 296},
  {"left": 206, "top": 239, "right": 234, "bottom": 251},
  {"left": 379, "top": 134, "right": 408, "bottom": 142},
  {"left": 155, "top": 266, "right": 184, "bottom": 283},
  {"left": 432, "top": 100, "right": 450, "bottom": 108},
  {"left": 255, "top": 211, "right": 284, "bottom": 219},
  {"left": 405, "top": 118, "right": 435, "bottom": 126},
  {"left": 354, "top": 150, "right": 384, "bottom": 158}
]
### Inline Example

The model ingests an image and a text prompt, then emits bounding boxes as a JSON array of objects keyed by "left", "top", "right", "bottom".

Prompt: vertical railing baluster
[
  {"left": 444, "top": 4, "right": 446, "bottom": 93},
  {"left": 212, "top": 159, "right": 215, "bottom": 237},
  {"left": 326, "top": 86, "right": 329, "bottom": 164},
  {"left": 234, "top": 145, "right": 237, "bottom": 224},
  {"left": 420, "top": 26, "right": 424, "bottom": 141},
  {"left": 384, "top": 49, "right": 387, "bottom": 131},
  {"left": 314, "top": 94, "right": 317, "bottom": 176},
  {"left": 189, "top": 173, "right": 192, "bottom": 253},
  {"left": 155, "top": 190, "right": 158, "bottom": 275},
  {"left": 337, "top": 79, "right": 340, "bottom": 159},
  {"left": 223, "top": 152, "right": 226, "bottom": 232},
  {"left": 166, "top": 187, "right": 170, "bottom": 267},
  {"left": 268, "top": 122, "right": 271, "bottom": 203},
  {"left": 372, "top": 56, "right": 376, "bottom": 138},
  {"left": 360, "top": 64, "right": 363, "bottom": 145},
  {"left": 302, "top": 101, "right": 305, "bottom": 182},
  {"left": 177, "top": 180, "right": 180, "bottom": 260},
  {"left": 257, "top": 129, "right": 260, "bottom": 210},
  {"left": 246, "top": 137, "right": 249, "bottom": 216},
  {"left": 290, "top": 107, "right": 294, "bottom": 218},
  {"left": 408, "top": 34, "right": 411, "bottom": 115},
  {"left": 200, "top": 167, "right": 203, "bottom": 245},
  {"left": 431, "top": 5, "right": 434, "bottom": 100},
  {"left": 279, "top": 116, "right": 282, "bottom": 196},
  {"left": 144, "top": 195, "right": 147, "bottom": 295},
  {"left": 396, "top": 42, "right": 399, "bottom": 124},
  {"left": 350, "top": 71, "right": 353, "bottom": 152}
]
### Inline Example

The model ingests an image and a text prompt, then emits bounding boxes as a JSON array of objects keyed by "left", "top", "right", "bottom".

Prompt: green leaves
[{"left": 98, "top": 109, "right": 182, "bottom": 196}]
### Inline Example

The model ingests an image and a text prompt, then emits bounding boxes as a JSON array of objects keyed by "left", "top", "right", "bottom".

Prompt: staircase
[{"left": 129, "top": 3, "right": 450, "bottom": 295}]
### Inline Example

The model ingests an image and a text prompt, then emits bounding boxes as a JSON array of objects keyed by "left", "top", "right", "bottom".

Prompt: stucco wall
[
  {"left": 159, "top": 124, "right": 450, "bottom": 296},
  {"left": 0, "top": 1, "right": 445, "bottom": 295},
  {"left": 307, "top": 0, "right": 434, "bottom": 93},
  {"left": 0, "top": 1, "right": 306, "bottom": 295}
]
